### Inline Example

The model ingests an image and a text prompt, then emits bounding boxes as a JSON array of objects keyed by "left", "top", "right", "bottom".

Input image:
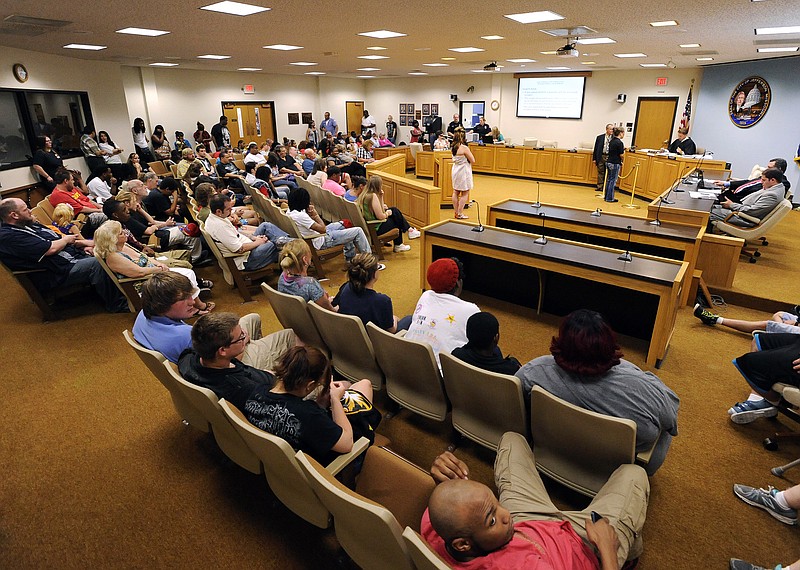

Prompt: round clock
[
  {"left": 490, "top": 99, "right": 500, "bottom": 111},
  {"left": 13, "top": 63, "right": 28, "bottom": 83}
]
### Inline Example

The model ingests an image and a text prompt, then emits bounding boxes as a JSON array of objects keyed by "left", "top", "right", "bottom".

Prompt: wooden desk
[
  {"left": 422, "top": 220, "right": 687, "bottom": 367},
  {"left": 487, "top": 199, "right": 703, "bottom": 305},
  {"left": 366, "top": 153, "right": 406, "bottom": 177}
]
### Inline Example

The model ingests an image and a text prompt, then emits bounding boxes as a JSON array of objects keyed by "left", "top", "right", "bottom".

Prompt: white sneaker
[
  {"left": 408, "top": 227, "right": 421, "bottom": 240},
  {"left": 393, "top": 244, "right": 411, "bottom": 252}
]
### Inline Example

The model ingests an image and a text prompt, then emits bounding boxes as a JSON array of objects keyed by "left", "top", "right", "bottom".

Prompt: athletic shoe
[
  {"left": 408, "top": 227, "right": 421, "bottom": 240},
  {"left": 693, "top": 303, "right": 720, "bottom": 325},
  {"left": 733, "top": 484, "right": 798, "bottom": 525},
  {"left": 604, "top": 199, "right": 619, "bottom": 203},
  {"left": 729, "top": 559, "right": 779, "bottom": 570},
  {"left": 393, "top": 244, "right": 411, "bottom": 252},
  {"left": 728, "top": 399, "right": 778, "bottom": 423},
  {"left": 377, "top": 263, "right": 386, "bottom": 271}
]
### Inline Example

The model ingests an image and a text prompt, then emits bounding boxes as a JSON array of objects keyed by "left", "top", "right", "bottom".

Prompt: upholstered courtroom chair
[
  {"left": 199, "top": 225, "right": 275, "bottom": 302},
  {"left": 439, "top": 352, "right": 528, "bottom": 451},
  {"left": 402, "top": 527, "right": 452, "bottom": 570},
  {"left": 339, "top": 195, "right": 399, "bottom": 261},
  {"left": 712, "top": 199, "right": 792, "bottom": 263},
  {"left": 93, "top": 251, "right": 147, "bottom": 313},
  {"left": 219, "top": 399, "right": 369, "bottom": 528},
  {"left": 147, "top": 161, "right": 170, "bottom": 177},
  {"left": 261, "top": 283, "right": 328, "bottom": 354}
]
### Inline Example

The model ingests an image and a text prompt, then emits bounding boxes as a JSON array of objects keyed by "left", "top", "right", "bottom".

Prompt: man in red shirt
[
  {"left": 48, "top": 169, "right": 102, "bottom": 215},
  {"left": 423, "top": 432, "right": 649, "bottom": 569}
]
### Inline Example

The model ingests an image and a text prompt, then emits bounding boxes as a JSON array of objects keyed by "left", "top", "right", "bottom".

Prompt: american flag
[{"left": 680, "top": 84, "right": 693, "bottom": 129}]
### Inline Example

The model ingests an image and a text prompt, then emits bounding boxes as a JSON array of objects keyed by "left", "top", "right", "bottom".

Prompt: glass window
[
  {"left": 0, "top": 91, "right": 32, "bottom": 169},
  {"left": 25, "top": 91, "right": 88, "bottom": 158}
]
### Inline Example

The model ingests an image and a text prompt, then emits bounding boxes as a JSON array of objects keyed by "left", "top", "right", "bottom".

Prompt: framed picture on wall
[
  {"left": 301, "top": 112, "right": 313, "bottom": 125},
  {"left": 431, "top": 103, "right": 439, "bottom": 116},
  {"left": 399, "top": 115, "right": 407, "bottom": 126},
  {"left": 422, "top": 104, "right": 430, "bottom": 115},
  {"left": 415, "top": 109, "right": 422, "bottom": 120},
  {"left": 399, "top": 103, "right": 407, "bottom": 114},
  {"left": 288, "top": 113, "right": 300, "bottom": 125},
  {"left": 407, "top": 103, "right": 415, "bottom": 114}
]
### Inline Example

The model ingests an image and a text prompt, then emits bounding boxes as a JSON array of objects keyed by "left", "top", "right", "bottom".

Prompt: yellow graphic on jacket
[{"left": 341, "top": 389, "right": 373, "bottom": 414}]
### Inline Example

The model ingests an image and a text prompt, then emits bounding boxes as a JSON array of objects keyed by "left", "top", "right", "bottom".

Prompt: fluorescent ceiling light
[
  {"left": 757, "top": 46, "right": 799, "bottom": 52},
  {"left": 546, "top": 66, "right": 571, "bottom": 70},
  {"left": 540, "top": 50, "right": 558, "bottom": 55},
  {"left": 576, "top": 37, "right": 615, "bottom": 44},
  {"left": 263, "top": 44, "right": 302, "bottom": 50},
  {"left": 289, "top": 61, "right": 318, "bottom": 65},
  {"left": 116, "top": 27, "right": 170, "bottom": 36},
  {"left": 507, "top": 58, "right": 536, "bottom": 63},
  {"left": 358, "top": 29, "right": 406, "bottom": 39},
  {"left": 471, "top": 69, "right": 491, "bottom": 73},
  {"left": 238, "top": 67, "right": 262, "bottom": 71},
  {"left": 63, "top": 43, "right": 106, "bottom": 50},
  {"left": 680, "top": 43, "right": 701, "bottom": 48},
  {"left": 449, "top": 47, "right": 484, "bottom": 53},
  {"left": 150, "top": 62, "right": 179, "bottom": 67},
  {"left": 357, "top": 75, "right": 376, "bottom": 78},
  {"left": 755, "top": 26, "right": 800, "bottom": 35},
  {"left": 696, "top": 57, "right": 714, "bottom": 61},
  {"left": 504, "top": 11, "right": 564, "bottom": 24},
  {"left": 305, "top": 71, "right": 325, "bottom": 75},
  {"left": 581, "top": 61, "right": 596, "bottom": 65},
  {"left": 357, "top": 67, "right": 381, "bottom": 71},
  {"left": 200, "top": 1, "right": 270, "bottom": 16},
  {"left": 197, "top": 54, "right": 231, "bottom": 59},
  {"left": 441, "top": 57, "right": 456, "bottom": 61},
  {"left": 358, "top": 55, "right": 389, "bottom": 60},
  {"left": 481, "top": 35, "right": 504, "bottom": 40},
  {"left": 423, "top": 63, "right": 449, "bottom": 67},
  {"left": 614, "top": 52, "right": 647, "bottom": 58},
  {"left": 408, "top": 72, "right": 428, "bottom": 75},
  {"left": 640, "top": 63, "right": 667, "bottom": 67},
  {"left": 650, "top": 20, "right": 678, "bottom": 27},
  {"left": 366, "top": 46, "right": 387, "bottom": 50}
]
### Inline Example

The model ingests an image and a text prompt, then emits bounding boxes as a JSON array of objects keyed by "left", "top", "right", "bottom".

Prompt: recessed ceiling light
[
  {"left": 150, "top": 62, "right": 179, "bottom": 67},
  {"left": 358, "top": 29, "right": 406, "bottom": 39},
  {"left": 409, "top": 72, "right": 428, "bottom": 75},
  {"left": 441, "top": 57, "right": 456, "bottom": 61},
  {"left": 198, "top": 54, "right": 231, "bottom": 59},
  {"left": 757, "top": 46, "right": 799, "bottom": 52},
  {"left": 305, "top": 71, "right": 326, "bottom": 75},
  {"left": 289, "top": 61, "right": 318, "bottom": 66},
  {"left": 357, "top": 67, "right": 381, "bottom": 71},
  {"left": 507, "top": 58, "right": 536, "bottom": 63},
  {"left": 614, "top": 53, "right": 647, "bottom": 58},
  {"left": 200, "top": 1, "right": 270, "bottom": 16},
  {"left": 449, "top": 47, "right": 485, "bottom": 53},
  {"left": 755, "top": 25, "right": 800, "bottom": 35},
  {"left": 640, "top": 63, "right": 668, "bottom": 67},
  {"left": 358, "top": 55, "right": 389, "bottom": 60},
  {"left": 539, "top": 51, "right": 558, "bottom": 55},
  {"left": 546, "top": 66, "right": 571, "bottom": 70},
  {"left": 414, "top": 47, "right": 431, "bottom": 51},
  {"left": 680, "top": 43, "right": 701, "bottom": 48},
  {"left": 357, "top": 75, "right": 376, "bottom": 78},
  {"left": 481, "top": 35, "right": 504, "bottom": 40},
  {"left": 581, "top": 61, "right": 596, "bottom": 65},
  {"left": 116, "top": 27, "right": 170, "bottom": 36},
  {"left": 696, "top": 57, "right": 714, "bottom": 61},
  {"left": 366, "top": 46, "right": 388, "bottom": 50},
  {"left": 423, "top": 63, "right": 450, "bottom": 67},
  {"left": 504, "top": 11, "right": 565, "bottom": 24},
  {"left": 650, "top": 20, "right": 678, "bottom": 27},
  {"left": 238, "top": 67, "right": 262, "bottom": 71},
  {"left": 576, "top": 37, "right": 616, "bottom": 44},
  {"left": 263, "top": 44, "right": 302, "bottom": 50},
  {"left": 63, "top": 43, "right": 106, "bottom": 50}
]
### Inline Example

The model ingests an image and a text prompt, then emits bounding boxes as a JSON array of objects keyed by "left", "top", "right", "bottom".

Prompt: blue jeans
[
  {"left": 604, "top": 162, "right": 621, "bottom": 201},
  {"left": 243, "top": 222, "right": 290, "bottom": 270},
  {"left": 65, "top": 257, "right": 128, "bottom": 312},
  {"left": 321, "top": 223, "right": 370, "bottom": 261}
]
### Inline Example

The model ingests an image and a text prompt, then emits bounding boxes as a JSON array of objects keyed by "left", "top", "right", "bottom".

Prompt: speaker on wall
[
  {"left": 616, "top": 93, "right": 627, "bottom": 104},
  {"left": 450, "top": 94, "right": 458, "bottom": 101}
]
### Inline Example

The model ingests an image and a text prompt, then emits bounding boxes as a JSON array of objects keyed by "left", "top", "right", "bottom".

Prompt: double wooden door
[{"left": 222, "top": 101, "right": 276, "bottom": 146}]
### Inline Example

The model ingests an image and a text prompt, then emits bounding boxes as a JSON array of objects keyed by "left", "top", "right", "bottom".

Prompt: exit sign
[
  {"left": 656, "top": 77, "right": 668, "bottom": 86},
  {"left": 243, "top": 84, "right": 255, "bottom": 94}
]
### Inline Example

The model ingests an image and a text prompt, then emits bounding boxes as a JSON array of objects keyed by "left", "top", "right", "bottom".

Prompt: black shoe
[
  {"left": 193, "top": 252, "right": 214, "bottom": 267},
  {"left": 693, "top": 303, "right": 719, "bottom": 325},
  {"left": 789, "top": 305, "right": 800, "bottom": 317},
  {"left": 605, "top": 199, "right": 619, "bottom": 203}
]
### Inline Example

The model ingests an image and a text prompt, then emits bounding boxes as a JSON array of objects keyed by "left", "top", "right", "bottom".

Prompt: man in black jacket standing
[{"left": 592, "top": 124, "right": 614, "bottom": 192}]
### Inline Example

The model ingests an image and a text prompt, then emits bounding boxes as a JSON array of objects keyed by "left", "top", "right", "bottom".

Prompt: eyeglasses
[{"left": 227, "top": 331, "right": 247, "bottom": 346}]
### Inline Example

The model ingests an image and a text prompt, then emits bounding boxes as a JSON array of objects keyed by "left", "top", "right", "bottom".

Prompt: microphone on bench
[
  {"left": 650, "top": 197, "right": 665, "bottom": 226},
  {"left": 470, "top": 200, "right": 484, "bottom": 232},
  {"left": 534, "top": 212, "right": 548, "bottom": 245},
  {"left": 618, "top": 225, "right": 633, "bottom": 262},
  {"left": 531, "top": 181, "right": 542, "bottom": 209},
  {"left": 591, "top": 208, "right": 602, "bottom": 217}
]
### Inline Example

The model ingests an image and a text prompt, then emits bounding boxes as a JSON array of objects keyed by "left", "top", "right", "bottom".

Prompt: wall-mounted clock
[
  {"left": 490, "top": 99, "right": 500, "bottom": 111},
  {"left": 13, "top": 63, "right": 28, "bottom": 83}
]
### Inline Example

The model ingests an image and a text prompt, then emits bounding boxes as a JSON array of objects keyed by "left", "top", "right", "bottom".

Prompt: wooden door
[
  {"left": 221, "top": 101, "right": 276, "bottom": 147},
  {"left": 632, "top": 98, "right": 678, "bottom": 150},
  {"left": 346, "top": 101, "right": 364, "bottom": 136}
]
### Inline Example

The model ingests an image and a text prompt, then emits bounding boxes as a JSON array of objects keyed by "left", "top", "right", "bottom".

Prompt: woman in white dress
[{"left": 450, "top": 128, "right": 475, "bottom": 219}]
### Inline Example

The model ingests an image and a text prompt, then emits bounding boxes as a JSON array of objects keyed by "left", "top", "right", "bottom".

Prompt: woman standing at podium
[
  {"left": 604, "top": 127, "right": 625, "bottom": 203},
  {"left": 451, "top": 128, "right": 475, "bottom": 219}
]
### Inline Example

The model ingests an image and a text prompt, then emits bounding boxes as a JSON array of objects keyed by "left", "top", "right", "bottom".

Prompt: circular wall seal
[{"left": 729, "top": 76, "right": 770, "bottom": 128}]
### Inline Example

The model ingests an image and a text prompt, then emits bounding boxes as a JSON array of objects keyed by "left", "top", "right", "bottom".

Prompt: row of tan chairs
[
  {"left": 262, "top": 282, "right": 658, "bottom": 497},
  {"left": 123, "top": 328, "right": 451, "bottom": 569}
]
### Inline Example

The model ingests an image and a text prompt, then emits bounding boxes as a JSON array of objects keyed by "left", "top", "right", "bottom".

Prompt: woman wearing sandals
[{"left": 451, "top": 127, "right": 475, "bottom": 219}]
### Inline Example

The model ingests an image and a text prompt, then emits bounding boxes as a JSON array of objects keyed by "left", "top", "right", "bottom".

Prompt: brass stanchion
[{"left": 622, "top": 162, "right": 642, "bottom": 209}]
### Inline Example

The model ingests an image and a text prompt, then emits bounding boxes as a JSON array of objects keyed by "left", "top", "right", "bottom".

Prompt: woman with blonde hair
[
  {"left": 93, "top": 220, "right": 214, "bottom": 313},
  {"left": 46, "top": 203, "right": 82, "bottom": 236},
  {"left": 333, "top": 252, "right": 400, "bottom": 332},
  {"left": 277, "top": 238, "right": 337, "bottom": 311},
  {"left": 451, "top": 127, "right": 475, "bottom": 219},
  {"left": 356, "top": 175, "right": 419, "bottom": 252},
  {"left": 356, "top": 139, "right": 375, "bottom": 165}
]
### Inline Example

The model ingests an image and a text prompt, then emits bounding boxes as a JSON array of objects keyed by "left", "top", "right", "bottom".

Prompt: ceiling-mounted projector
[
  {"left": 556, "top": 43, "right": 579, "bottom": 57},
  {"left": 483, "top": 61, "right": 499, "bottom": 71}
]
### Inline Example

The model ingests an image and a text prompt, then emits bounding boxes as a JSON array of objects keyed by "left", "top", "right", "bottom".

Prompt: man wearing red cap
[{"left": 404, "top": 257, "right": 480, "bottom": 367}]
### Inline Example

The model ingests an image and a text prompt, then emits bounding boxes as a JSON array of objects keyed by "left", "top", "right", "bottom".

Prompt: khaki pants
[
  {"left": 157, "top": 249, "right": 193, "bottom": 269},
  {"left": 238, "top": 313, "right": 297, "bottom": 372},
  {"left": 494, "top": 432, "right": 649, "bottom": 568}
]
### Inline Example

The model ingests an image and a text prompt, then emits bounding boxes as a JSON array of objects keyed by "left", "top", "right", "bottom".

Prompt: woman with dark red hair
[{"left": 515, "top": 309, "right": 680, "bottom": 474}]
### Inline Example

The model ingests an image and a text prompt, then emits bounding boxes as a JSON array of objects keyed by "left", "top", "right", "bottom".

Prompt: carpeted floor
[{"left": 1, "top": 173, "right": 797, "bottom": 569}]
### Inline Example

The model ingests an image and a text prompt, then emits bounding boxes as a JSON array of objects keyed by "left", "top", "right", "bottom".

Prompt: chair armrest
[
  {"left": 735, "top": 211, "right": 760, "bottom": 224},
  {"left": 117, "top": 275, "right": 150, "bottom": 284},
  {"left": 366, "top": 219, "right": 383, "bottom": 226},
  {"left": 326, "top": 436, "right": 370, "bottom": 475},
  {"left": 12, "top": 268, "right": 48, "bottom": 275}
]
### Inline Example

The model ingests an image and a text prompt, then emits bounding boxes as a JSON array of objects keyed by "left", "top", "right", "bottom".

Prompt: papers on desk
[{"left": 689, "top": 191, "right": 718, "bottom": 199}]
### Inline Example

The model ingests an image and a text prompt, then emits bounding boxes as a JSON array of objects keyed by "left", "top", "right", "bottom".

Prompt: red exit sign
[{"left": 656, "top": 77, "right": 668, "bottom": 86}]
